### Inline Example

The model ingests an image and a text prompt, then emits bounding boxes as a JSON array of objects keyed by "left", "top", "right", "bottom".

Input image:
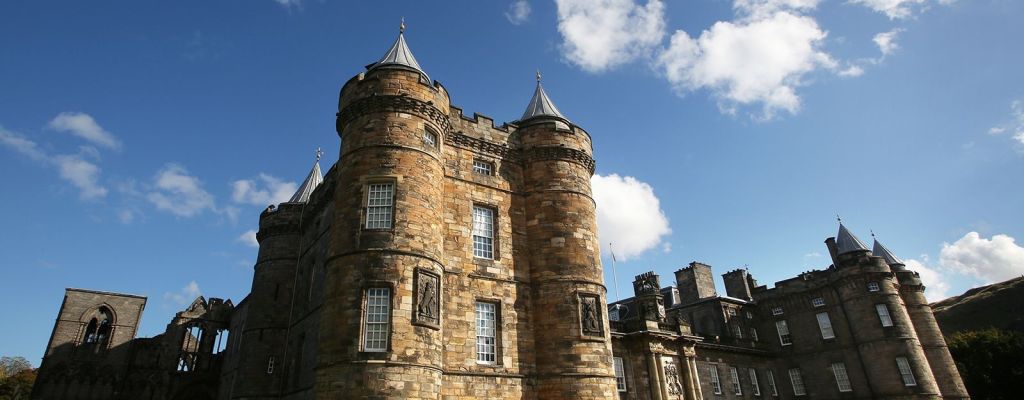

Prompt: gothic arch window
[
  {"left": 83, "top": 307, "right": 114, "bottom": 349},
  {"left": 177, "top": 322, "right": 206, "bottom": 372}
]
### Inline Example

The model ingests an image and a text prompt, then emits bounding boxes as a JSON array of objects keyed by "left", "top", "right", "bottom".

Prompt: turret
[
  {"left": 519, "top": 72, "right": 617, "bottom": 399},
  {"left": 875, "top": 237, "right": 970, "bottom": 399},
  {"left": 722, "top": 268, "right": 755, "bottom": 301},
  {"left": 231, "top": 156, "right": 320, "bottom": 397},
  {"left": 318, "top": 21, "right": 449, "bottom": 399}
]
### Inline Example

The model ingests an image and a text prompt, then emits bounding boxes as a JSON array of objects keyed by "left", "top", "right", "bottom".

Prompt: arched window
[
  {"left": 178, "top": 322, "right": 206, "bottom": 372},
  {"left": 83, "top": 307, "right": 113, "bottom": 348}
]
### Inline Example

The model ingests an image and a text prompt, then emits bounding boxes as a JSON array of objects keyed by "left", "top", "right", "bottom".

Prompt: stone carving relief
[
  {"left": 414, "top": 269, "right": 440, "bottom": 328},
  {"left": 579, "top": 294, "right": 603, "bottom": 336},
  {"left": 663, "top": 357, "right": 684, "bottom": 398},
  {"left": 633, "top": 271, "right": 661, "bottom": 295}
]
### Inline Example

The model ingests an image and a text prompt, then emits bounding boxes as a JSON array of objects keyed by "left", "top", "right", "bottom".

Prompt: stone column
[
  {"left": 688, "top": 358, "right": 703, "bottom": 400},
  {"left": 680, "top": 348, "right": 698, "bottom": 400},
  {"left": 647, "top": 353, "right": 664, "bottom": 400}
]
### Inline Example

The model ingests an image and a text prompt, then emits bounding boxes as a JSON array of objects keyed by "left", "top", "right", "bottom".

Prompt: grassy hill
[{"left": 932, "top": 276, "right": 1024, "bottom": 336}]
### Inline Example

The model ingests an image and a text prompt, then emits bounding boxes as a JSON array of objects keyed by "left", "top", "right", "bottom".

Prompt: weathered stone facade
[{"left": 31, "top": 29, "right": 969, "bottom": 400}]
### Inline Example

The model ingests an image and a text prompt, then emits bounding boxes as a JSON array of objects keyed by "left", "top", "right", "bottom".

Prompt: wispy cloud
[
  {"left": 988, "top": 100, "right": 1024, "bottom": 150},
  {"left": 848, "top": 0, "right": 927, "bottom": 19},
  {"left": 592, "top": 173, "right": 672, "bottom": 260},
  {"left": 506, "top": 0, "right": 532, "bottom": 25},
  {"left": 231, "top": 174, "right": 297, "bottom": 206},
  {"left": 47, "top": 112, "right": 122, "bottom": 151},
  {"left": 164, "top": 281, "right": 202, "bottom": 307},
  {"left": 237, "top": 229, "right": 259, "bottom": 248},
  {"left": 147, "top": 164, "right": 216, "bottom": 217},
  {"left": 0, "top": 125, "right": 109, "bottom": 199},
  {"left": 873, "top": 28, "right": 904, "bottom": 57}
]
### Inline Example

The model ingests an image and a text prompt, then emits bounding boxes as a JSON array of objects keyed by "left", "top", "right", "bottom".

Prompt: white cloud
[
  {"left": 238, "top": 229, "right": 259, "bottom": 248},
  {"left": 555, "top": 0, "right": 666, "bottom": 73},
  {"left": 147, "top": 164, "right": 216, "bottom": 217},
  {"left": 47, "top": 112, "right": 121, "bottom": 151},
  {"left": 849, "top": 0, "right": 927, "bottom": 19},
  {"left": 0, "top": 126, "right": 47, "bottom": 161},
  {"left": 733, "top": 0, "right": 820, "bottom": 19},
  {"left": 657, "top": 12, "right": 836, "bottom": 118},
  {"left": 592, "top": 174, "right": 671, "bottom": 260},
  {"left": 231, "top": 174, "right": 297, "bottom": 206},
  {"left": 905, "top": 257, "right": 952, "bottom": 301},
  {"left": 838, "top": 65, "right": 865, "bottom": 77},
  {"left": 54, "top": 154, "right": 107, "bottom": 199},
  {"left": 273, "top": 0, "right": 301, "bottom": 8},
  {"left": 939, "top": 232, "right": 1024, "bottom": 284},
  {"left": 873, "top": 28, "right": 903, "bottom": 57},
  {"left": 117, "top": 208, "right": 136, "bottom": 224},
  {"left": 506, "top": 0, "right": 532, "bottom": 25},
  {"left": 164, "top": 281, "right": 202, "bottom": 306}
]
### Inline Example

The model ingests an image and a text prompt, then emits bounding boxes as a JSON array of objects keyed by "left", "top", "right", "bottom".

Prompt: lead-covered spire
[
  {"left": 520, "top": 70, "right": 568, "bottom": 122},
  {"left": 872, "top": 238, "right": 906, "bottom": 268},
  {"left": 288, "top": 148, "right": 324, "bottom": 204},
  {"left": 836, "top": 222, "right": 869, "bottom": 255},
  {"left": 367, "top": 18, "right": 429, "bottom": 81}
]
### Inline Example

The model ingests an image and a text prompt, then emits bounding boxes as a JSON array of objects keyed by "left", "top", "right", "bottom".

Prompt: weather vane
[
  {"left": 400, "top": 17, "right": 405, "bottom": 34},
  {"left": 837, "top": 214, "right": 842, "bottom": 223},
  {"left": 315, "top": 147, "right": 323, "bottom": 162},
  {"left": 870, "top": 229, "right": 876, "bottom": 239},
  {"left": 536, "top": 69, "right": 541, "bottom": 82}
]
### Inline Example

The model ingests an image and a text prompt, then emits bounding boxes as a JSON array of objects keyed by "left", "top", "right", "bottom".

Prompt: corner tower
[
  {"left": 318, "top": 22, "right": 449, "bottom": 399},
  {"left": 519, "top": 72, "right": 618, "bottom": 399}
]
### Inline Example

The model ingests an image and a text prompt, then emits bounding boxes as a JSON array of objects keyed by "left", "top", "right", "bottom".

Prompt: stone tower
[
  {"left": 675, "top": 262, "right": 718, "bottom": 305},
  {"left": 874, "top": 238, "right": 970, "bottom": 399},
  {"left": 518, "top": 72, "right": 618, "bottom": 399},
  {"left": 317, "top": 22, "right": 450, "bottom": 399},
  {"left": 828, "top": 224, "right": 942, "bottom": 398}
]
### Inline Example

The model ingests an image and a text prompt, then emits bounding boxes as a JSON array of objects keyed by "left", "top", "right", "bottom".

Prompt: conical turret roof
[
  {"left": 520, "top": 71, "right": 568, "bottom": 122},
  {"left": 367, "top": 19, "right": 429, "bottom": 81},
  {"left": 288, "top": 150, "right": 323, "bottom": 204},
  {"left": 836, "top": 223, "right": 869, "bottom": 255},
  {"left": 872, "top": 239, "right": 905, "bottom": 267}
]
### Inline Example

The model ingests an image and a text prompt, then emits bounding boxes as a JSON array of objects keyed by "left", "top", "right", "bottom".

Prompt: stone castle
[{"left": 31, "top": 26, "right": 970, "bottom": 400}]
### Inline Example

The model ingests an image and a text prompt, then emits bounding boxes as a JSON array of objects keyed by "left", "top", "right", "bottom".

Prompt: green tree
[
  {"left": 0, "top": 356, "right": 36, "bottom": 400},
  {"left": 947, "top": 328, "right": 1024, "bottom": 400},
  {"left": 0, "top": 357, "right": 31, "bottom": 380}
]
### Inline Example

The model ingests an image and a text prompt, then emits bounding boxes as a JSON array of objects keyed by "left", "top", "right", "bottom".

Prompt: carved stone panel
[
  {"left": 579, "top": 294, "right": 603, "bottom": 336},
  {"left": 662, "top": 357, "right": 684, "bottom": 399},
  {"left": 413, "top": 269, "right": 440, "bottom": 329}
]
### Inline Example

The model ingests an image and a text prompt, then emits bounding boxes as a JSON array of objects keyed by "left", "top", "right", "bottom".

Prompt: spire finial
[
  {"left": 315, "top": 147, "right": 323, "bottom": 162},
  {"left": 536, "top": 69, "right": 541, "bottom": 83},
  {"left": 837, "top": 214, "right": 842, "bottom": 224},
  {"left": 871, "top": 229, "right": 876, "bottom": 239},
  {"left": 399, "top": 17, "right": 405, "bottom": 34}
]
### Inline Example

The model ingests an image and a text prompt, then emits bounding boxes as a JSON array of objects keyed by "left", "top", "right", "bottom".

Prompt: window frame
[
  {"left": 751, "top": 327, "right": 759, "bottom": 342},
  {"left": 364, "top": 181, "right": 395, "bottom": 230},
  {"left": 812, "top": 297, "right": 826, "bottom": 307},
  {"left": 750, "top": 368, "right": 762, "bottom": 396},
  {"left": 614, "top": 356, "right": 627, "bottom": 392},
  {"left": 788, "top": 368, "right": 807, "bottom": 396},
  {"left": 867, "top": 282, "right": 880, "bottom": 292},
  {"left": 710, "top": 364, "right": 723, "bottom": 394},
  {"left": 471, "top": 204, "right": 496, "bottom": 259},
  {"left": 876, "top": 303, "right": 894, "bottom": 327},
  {"left": 776, "top": 320, "right": 792, "bottom": 346},
  {"left": 816, "top": 312, "right": 836, "bottom": 339},
  {"left": 733, "top": 324, "right": 744, "bottom": 339},
  {"left": 472, "top": 159, "right": 494, "bottom": 176},
  {"left": 423, "top": 128, "right": 438, "bottom": 148},
  {"left": 730, "top": 366, "right": 743, "bottom": 395},
  {"left": 771, "top": 306, "right": 784, "bottom": 316},
  {"left": 831, "top": 362, "right": 853, "bottom": 392},
  {"left": 362, "top": 287, "right": 391, "bottom": 352},
  {"left": 266, "top": 356, "right": 276, "bottom": 374},
  {"left": 767, "top": 370, "right": 779, "bottom": 397},
  {"left": 895, "top": 357, "right": 917, "bottom": 387},
  {"left": 475, "top": 300, "right": 499, "bottom": 364}
]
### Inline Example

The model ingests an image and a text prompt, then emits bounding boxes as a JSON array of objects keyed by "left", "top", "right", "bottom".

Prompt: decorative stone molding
[
  {"left": 524, "top": 146, "right": 596, "bottom": 174},
  {"left": 413, "top": 268, "right": 441, "bottom": 329},
  {"left": 337, "top": 95, "right": 452, "bottom": 136},
  {"left": 448, "top": 131, "right": 521, "bottom": 162},
  {"left": 579, "top": 294, "right": 603, "bottom": 337}
]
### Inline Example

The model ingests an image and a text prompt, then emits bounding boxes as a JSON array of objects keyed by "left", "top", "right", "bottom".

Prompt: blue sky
[{"left": 2, "top": 0, "right": 1023, "bottom": 365}]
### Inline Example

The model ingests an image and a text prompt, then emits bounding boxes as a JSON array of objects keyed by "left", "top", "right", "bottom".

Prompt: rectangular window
[
  {"left": 266, "top": 356, "right": 275, "bottom": 374},
  {"left": 472, "top": 206, "right": 495, "bottom": 259},
  {"left": 365, "top": 183, "right": 394, "bottom": 229},
  {"left": 746, "top": 311, "right": 754, "bottom": 319},
  {"left": 867, "top": 282, "right": 880, "bottom": 292},
  {"left": 728, "top": 308, "right": 738, "bottom": 317},
  {"left": 475, "top": 301, "right": 497, "bottom": 364},
  {"left": 614, "top": 357, "right": 627, "bottom": 392},
  {"left": 771, "top": 306, "right": 784, "bottom": 316},
  {"left": 812, "top": 297, "right": 826, "bottom": 307},
  {"left": 733, "top": 324, "right": 744, "bottom": 339},
  {"left": 751, "top": 328, "right": 759, "bottom": 342},
  {"left": 423, "top": 129, "right": 437, "bottom": 147},
  {"left": 896, "top": 357, "right": 917, "bottom": 386},
  {"left": 776, "top": 320, "right": 792, "bottom": 346},
  {"left": 767, "top": 370, "right": 779, "bottom": 396},
  {"left": 730, "top": 366, "right": 743, "bottom": 395},
  {"left": 876, "top": 304, "right": 894, "bottom": 327},
  {"left": 710, "top": 365, "right": 722, "bottom": 394},
  {"left": 363, "top": 288, "right": 390, "bottom": 352},
  {"left": 816, "top": 312, "right": 835, "bottom": 339},
  {"left": 788, "top": 368, "right": 806, "bottom": 396},
  {"left": 472, "top": 159, "right": 494, "bottom": 176},
  {"left": 831, "top": 362, "right": 852, "bottom": 392},
  {"left": 750, "top": 368, "right": 762, "bottom": 396}
]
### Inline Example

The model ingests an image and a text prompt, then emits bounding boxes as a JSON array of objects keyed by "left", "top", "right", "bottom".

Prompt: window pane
[
  {"left": 896, "top": 357, "right": 917, "bottom": 386},
  {"left": 812, "top": 297, "right": 825, "bottom": 307},
  {"left": 365, "top": 183, "right": 394, "bottom": 229},
  {"left": 614, "top": 357, "right": 627, "bottom": 392},
  {"left": 767, "top": 370, "right": 778, "bottom": 396},
  {"left": 788, "top": 368, "right": 806, "bottom": 396},
  {"left": 476, "top": 302, "right": 497, "bottom": 363},
  {"left": 817, "top": 312, "right": 835, "bottom": 339},
  {"left": 749, "top": 369, "right": 761, "bottom": 396},
  {"left": 776, "top": 320, "right": 792, "bottom": 345},
  {"left": 364, "top": 288, "right": 390, "bottom": 351},
  {"left": 730, "top": 366, "right": 743, "bottom": 395},
  {"left": 710, "top": 365, "right": 722, "bottom": 394},
  {"left": 473, "top": 160, "right": 493, "bottom": 175},
  {"left": 831, "top": 362, "right": 852, "bottom": 392},
  {"left": 876, "top": 304, "right": 894, "bottom": 327},
  {"left": 472, "top": 206, "right": 495, "bottom": 259}
]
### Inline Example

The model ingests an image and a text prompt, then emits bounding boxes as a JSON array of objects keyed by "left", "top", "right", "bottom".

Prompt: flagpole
[{"left": 609, "top": 242, "right": 621, "bottom": 302}]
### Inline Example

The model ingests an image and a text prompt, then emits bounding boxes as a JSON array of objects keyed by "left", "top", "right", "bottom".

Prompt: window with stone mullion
[{"left": 472, "top": 206, "right": 495, "bottom": 259}]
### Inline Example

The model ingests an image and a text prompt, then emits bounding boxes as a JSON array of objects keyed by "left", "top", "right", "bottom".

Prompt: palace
[{"left": 31, "top": 25, "right": 969, "bottom": 400}]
